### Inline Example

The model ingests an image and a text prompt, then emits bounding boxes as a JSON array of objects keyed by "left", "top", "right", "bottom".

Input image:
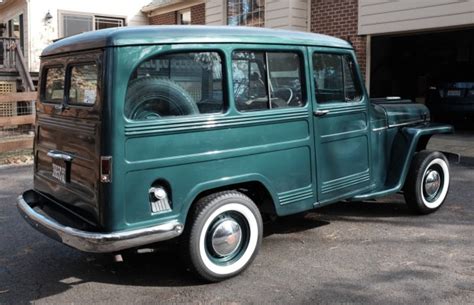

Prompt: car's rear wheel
[
  {"left": 182, "top": 191, "right": 263, "bottom": 282},
  {"left": 404, "top": 150, "right": 450, "bottom": 214}
]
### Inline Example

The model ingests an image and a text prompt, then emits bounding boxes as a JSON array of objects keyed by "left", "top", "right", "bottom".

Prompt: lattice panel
[{"left": 0, "top": 81, "right": 16, "bottom": 94}]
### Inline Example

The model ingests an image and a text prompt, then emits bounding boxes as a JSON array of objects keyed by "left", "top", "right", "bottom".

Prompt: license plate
[{"left": 52, "top": 163, "right": 66, "bottom": 183}]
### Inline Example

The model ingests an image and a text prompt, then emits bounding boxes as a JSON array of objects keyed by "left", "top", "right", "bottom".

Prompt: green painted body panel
[{"left": 36, "top": 27, "right": 453, "bottom": 233}]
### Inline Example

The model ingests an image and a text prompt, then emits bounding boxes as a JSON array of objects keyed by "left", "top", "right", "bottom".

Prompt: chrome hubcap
[
  {"left": 210, "top": 219, "right": 242, "bottom": 257},
  {"left": 424, "top": 169, "right": 441, "bottom": 198}
]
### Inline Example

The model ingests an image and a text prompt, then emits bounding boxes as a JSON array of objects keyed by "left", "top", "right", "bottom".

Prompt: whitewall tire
[
  {"left": 182, "top": 191, "right": 263, "bottom": 282},
  {"left": 404, "top": 150, "right": 450, "bottom": 214}
]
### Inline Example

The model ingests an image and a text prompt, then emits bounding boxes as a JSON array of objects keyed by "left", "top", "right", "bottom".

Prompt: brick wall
[
  {"left": 149, "top": 11, "right": 177, "bottom": 25},
  {"left": 191, "top": 3, "right": 206, "bottom": 25},
  {"left": 311, "top": 0, "right": 367, "bottom": 77},
  {"left": 149, "top": 4, "right": 205, "bottom": 26}
]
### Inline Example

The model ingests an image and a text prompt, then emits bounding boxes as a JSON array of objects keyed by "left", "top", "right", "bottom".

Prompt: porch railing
[
  {"left": 0, "top": 37, "right": 35, "bottom": 91},
  {"left": 0, "top": 37, "right": 19, "bottom": 72}
]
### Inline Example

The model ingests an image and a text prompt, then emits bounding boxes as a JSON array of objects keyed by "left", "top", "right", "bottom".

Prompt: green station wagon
[{"left": 18, "top": 26, "right": 454, "bottom": 281}]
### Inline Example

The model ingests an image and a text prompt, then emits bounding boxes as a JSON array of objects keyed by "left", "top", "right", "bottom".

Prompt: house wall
[
  {"left": 149, "top": 11, "right": 177, "bottom": 25},
  {"left": 205, "top": 0, "right": 224, "bottom": 25},
  {"left": 206, "top": 0, "right": 309, "bottom": 31},
  {"left": 191, "top": 3, "right": 206, "bottom": 25},
  {"left": 27, "top": 0, "right": 150, "bottom": 72},
  {"left": 0, "top": 0, "right": 29, "bottom": 69},
  {"left": 359, "top": 0, "right": 474, "bottom": 35},
  {"left": 311, "top": 0, "right": 366, "bottom": 76},
  {"left": 266, "top": 0, "right": 308, "bottom": 31},
  {"left": 147, "top": 3, "right": 205, "bottom": 25}
]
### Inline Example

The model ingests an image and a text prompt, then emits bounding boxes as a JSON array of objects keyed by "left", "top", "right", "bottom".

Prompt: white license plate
[{"left": 52, "top": 163, "right": 66, "bottom": 183}]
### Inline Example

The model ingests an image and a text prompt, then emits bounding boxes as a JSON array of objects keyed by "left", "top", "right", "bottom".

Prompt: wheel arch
[
  {"left": 353, "top": 123, "right": 453, "bottom": 200},
  {"left": 181, "top": 174, "right": 279, "bottom": 225},
  {"left": 389, "top": 123, "right": 453, "bottom": 191}
]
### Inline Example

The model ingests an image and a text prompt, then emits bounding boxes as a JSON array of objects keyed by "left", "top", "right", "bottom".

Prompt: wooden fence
[{"left": 0, "top": 92, "right": 36, "bottom": 153}]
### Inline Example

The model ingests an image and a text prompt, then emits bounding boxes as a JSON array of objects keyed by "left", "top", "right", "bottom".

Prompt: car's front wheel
[
  {"left": 404, "top": 150, "right": 450, "bottom": 214},
  {"left": 182, "top": 191, "right": 263, "bottom": 282}
]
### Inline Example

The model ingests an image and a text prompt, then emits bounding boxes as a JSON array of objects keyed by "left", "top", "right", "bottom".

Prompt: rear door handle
[
  {"left": 313, "top": 110, "right": 330, "bottom": 117},
  {"left": 47, "top": 150, "right": 74, "bottom": 162}
]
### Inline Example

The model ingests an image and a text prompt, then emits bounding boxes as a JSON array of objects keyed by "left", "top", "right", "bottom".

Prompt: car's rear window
[
  {"left": 44, "top": 66, "right": 65, "bottom": 102},
  {"left": 68, "top": 63, "right": 98, "bottom": 105}
]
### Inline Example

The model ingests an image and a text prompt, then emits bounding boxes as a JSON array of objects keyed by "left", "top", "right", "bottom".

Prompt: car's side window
[
  {"left": 232, "top": 51, "right": 305, "bottom": 112},
  {"left": 125, "top": 52, "right": 223, "bottom": 120},
  {"left": 313, "top": 53, "right": 362, "bottom": 104}
]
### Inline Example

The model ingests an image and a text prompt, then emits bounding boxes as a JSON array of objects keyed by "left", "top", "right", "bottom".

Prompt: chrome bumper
[{"left": 17, "top": 192, "right": 184, "bottom": 253}]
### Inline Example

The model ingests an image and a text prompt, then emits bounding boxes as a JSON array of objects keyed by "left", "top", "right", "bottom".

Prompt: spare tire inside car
[{"left": 125, "top": 77, "right": 199, "bottom": 120}]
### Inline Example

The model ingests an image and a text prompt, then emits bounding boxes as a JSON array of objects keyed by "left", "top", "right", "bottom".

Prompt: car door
[{"left": 309, "top": 47, "right": 371, "bottom": 204}]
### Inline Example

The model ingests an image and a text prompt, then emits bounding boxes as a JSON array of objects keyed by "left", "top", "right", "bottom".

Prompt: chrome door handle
[
  {"left": 313, "top": 110, "right": 330, "bottom": 117},
  {"left": 47, "top": 150, "right": 74, "bottom": 162}
]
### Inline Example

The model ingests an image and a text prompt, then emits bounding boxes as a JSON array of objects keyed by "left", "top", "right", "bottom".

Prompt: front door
[{"left": 309, "top": 48, "right": 371, "bottom": 204}]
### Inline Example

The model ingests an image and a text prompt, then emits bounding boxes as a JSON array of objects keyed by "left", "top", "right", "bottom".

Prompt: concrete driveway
[{"left": 0, "top": 164, "right": 473, "bottom": 304}]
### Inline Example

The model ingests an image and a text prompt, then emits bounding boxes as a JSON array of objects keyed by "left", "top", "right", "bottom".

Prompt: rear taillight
[{"left": 100, "top": 156, "right": 112, "bottom": 183}]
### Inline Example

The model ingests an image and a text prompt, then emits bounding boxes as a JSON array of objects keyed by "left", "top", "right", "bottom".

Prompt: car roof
[{"left": 42, "top": 25, "right": 352, "bottom": 57}]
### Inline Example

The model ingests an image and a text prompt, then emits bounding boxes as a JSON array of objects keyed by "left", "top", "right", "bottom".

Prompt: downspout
[
  {"left": 26, "top": 0, "right": 31, "bottom": 73},
  {"left": 307, "top": 0, "right": 311, "bottom": 32}
]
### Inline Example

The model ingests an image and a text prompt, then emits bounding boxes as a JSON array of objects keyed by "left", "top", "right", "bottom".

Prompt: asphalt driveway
[{"left": 0, "top": 164, "right": 473, "bottom": 305}]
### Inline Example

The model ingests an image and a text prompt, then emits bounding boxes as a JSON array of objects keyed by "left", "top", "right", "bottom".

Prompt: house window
[
  {"left": 178, "top": 9, "right": 191, "bottom": 25},
  {"left": 61, "top": 12, "right": 125, "bottom": 37},
  {"left": 227, "top": 0, "right": 264, "bottom": 27},
  {"left": 95, "top": 16, "right": 124, "bottom": 30}
]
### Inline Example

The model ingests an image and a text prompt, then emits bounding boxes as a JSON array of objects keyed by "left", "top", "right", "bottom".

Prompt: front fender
[
  {"left": 396, "top": 122, "right": 453, "bottom": 185},
  {"left": 353, "top": 122, "right": 453, "bottom": 200}
]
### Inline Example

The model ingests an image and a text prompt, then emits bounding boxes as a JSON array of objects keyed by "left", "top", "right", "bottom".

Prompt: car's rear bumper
[{"left": 17, "top": 190, "right": 184, "bottom": 253}]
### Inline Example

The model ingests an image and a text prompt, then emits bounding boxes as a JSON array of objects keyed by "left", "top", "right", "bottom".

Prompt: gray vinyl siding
[
  {"left": 206, "top": 0, "right": 224, "bottom": 25},
  {"left": 359, "top": 0, "right": 474, "bottom": 35}
]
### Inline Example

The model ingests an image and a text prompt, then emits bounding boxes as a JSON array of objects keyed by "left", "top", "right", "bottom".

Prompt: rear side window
[
  {"left": 313, "top": 53, "right": 362, "bottom": 103},
  {"left": 232, "top": 51, "right": 305, "bottom": 112},
  {"left": 125, "top": 52, "right": 224, "bottom": 120},
  {"left": 43, "top": 67, "right": 65, "bottom": 102},
  {"left": 68, "top": 63, "right": 98, "bottom": 105}
]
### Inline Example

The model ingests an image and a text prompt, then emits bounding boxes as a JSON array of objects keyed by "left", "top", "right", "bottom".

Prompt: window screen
[
  {"left": 227, "top": 0, "right": 265, "bottom": 27},
  {"left": 232, "top": 51, "right": 304, "bottom": 112},
  {"left": 43, "top": 67, "right": 65, "bottom": 102},
  {"left": 126, "top": 52, "right": 223, "bottom": 120},
  {"left": 63, "top": 15, "right": 93, "bottom": 37},
  {"left": 68, "top": 64, "right": 98, "bottom": 105},
  {"left": 62, "top": 14, "right": 124, "bottom": 37},
  {"left": 95, "top": 16, "right": 124, "bottom": 30},
  {"left": 313, "top": 53, "right": 362, "bottom": 103}
]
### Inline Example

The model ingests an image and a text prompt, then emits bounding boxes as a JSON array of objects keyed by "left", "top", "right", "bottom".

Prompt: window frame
[
  {"left": 177, "top": 9, "right": 191, "bottom": 25},
  {"left": 40, "top": 65, "right": 66, "bottom": 104},
  {"left": 231, "top": 48, "right": 307, "bottom": 113},
  {"left": 58, "top": 10, "right": 126, "bottom": 38},
  {"left": 124, "top": 49, "right": 228, "bottom": 122},
  {"left": 226, "top": 0, "right": 265, "bottom": 27},
  {"left": 65, "top": 61, "right": 100, "bottom": 107},
  {"left": 311, "top": 50, "right": 365, "bottom": 106},
  {"left": 40, "top": 52, "right": 103, "bottom": 110}
]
